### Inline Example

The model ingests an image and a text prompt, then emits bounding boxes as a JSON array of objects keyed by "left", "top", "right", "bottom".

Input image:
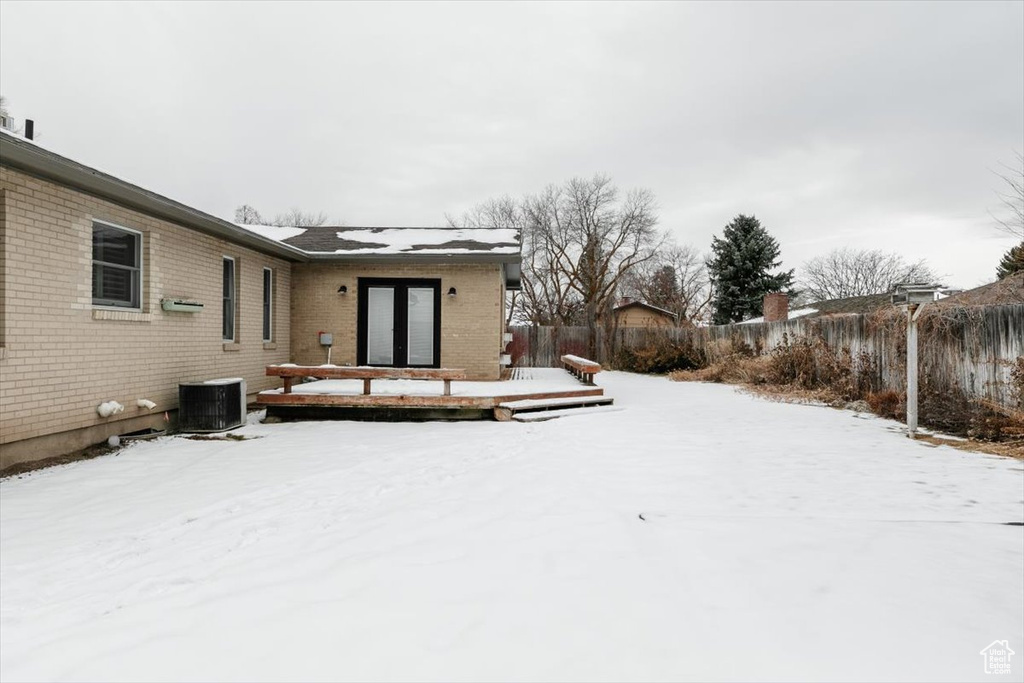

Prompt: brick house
[
  {"left": 0, "top": 130, "right": 520, "bottom": 468},
  {"left": 260, "top": 225, "right": 519, "bottom": 380}
]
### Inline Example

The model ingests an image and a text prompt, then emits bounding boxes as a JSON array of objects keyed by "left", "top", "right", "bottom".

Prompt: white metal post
[{"left": 906, "top": 304, "right": 919, "bottom": 438}]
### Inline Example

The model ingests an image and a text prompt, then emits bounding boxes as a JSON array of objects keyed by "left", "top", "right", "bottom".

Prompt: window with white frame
[
  {"left": 262, "top": 267, "right": 273, "bottom": 342},
  {"left": 92, "top": 221, "right": 142, "bottom": 308},
  {"left": 223, "top": 257, "right": 236, "bottom": 341}
]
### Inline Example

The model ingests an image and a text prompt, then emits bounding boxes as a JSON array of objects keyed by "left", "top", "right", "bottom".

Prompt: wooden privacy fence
[{"left": 509, "top": 303, "right": 1024, "bottom": 409}]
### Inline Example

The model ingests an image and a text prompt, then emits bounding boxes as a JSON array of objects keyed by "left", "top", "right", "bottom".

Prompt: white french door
[{"left": 406, "top": 287, "right": 435, "bottom": 366}]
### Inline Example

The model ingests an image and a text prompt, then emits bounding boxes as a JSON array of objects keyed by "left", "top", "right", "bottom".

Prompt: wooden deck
[{"left": 257, "top": 366, "right": 605, "bottom": 419}]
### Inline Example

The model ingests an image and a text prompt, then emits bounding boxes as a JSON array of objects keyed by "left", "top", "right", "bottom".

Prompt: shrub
[
  {"left": 764, "top": 333, "right": 867, "bottom": 401},
  {"left": 867, "top": 390, "right": 903, "bottom": 420},
  {"left": 1011, "top": 357, "right": 1024, "bottom": 411},
  {"left": 918, "top": 383, "right": 1024, "bottom": 442},
  {"left": 613, "top": 337, "right": 704, "bottom": 375},
  {"left": 669, "top": 323, "right": 1022, "bottom": 445},
  {"left": 669, "top": 354, "right": 772, "bottom": 384}
]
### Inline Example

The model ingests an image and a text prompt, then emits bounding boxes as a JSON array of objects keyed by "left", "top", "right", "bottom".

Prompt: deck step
[
  {"left": 513, "top": 405, "right": 623, "bottom": 423},
  {"left": 494, "top": 395, "right": 614, "bottom": 421},
  {"left": 500, "top": 395, "right": 614, "bottom": 411}
]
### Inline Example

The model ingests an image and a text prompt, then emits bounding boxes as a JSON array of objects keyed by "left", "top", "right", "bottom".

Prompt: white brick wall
[{"left": 0, "top": 166, "right": 292, "bottom": 447}]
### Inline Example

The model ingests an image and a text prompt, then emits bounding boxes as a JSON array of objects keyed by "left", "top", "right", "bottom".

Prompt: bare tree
[
  {"left": 800, "top": 248, "right": 937, "bottom": 302},
  {"left": 620, "top": 241, "right": 712, "bottom": 324},
  {"left": 234, "top": 204, "right": 265, "bottom": 225},
  {"left": 450, "top": 192, "right": 587, "bottom": 326},
  {"left": 452, "top": 175, "right": 662, "bottom": 351},
  {"left": 272, "top": 208, "right": 329, "bottom": 228},
  {"left": 537, "top": 176, "right": 662, "bottom": 355},
  {"left": 234, "top": 205, "right": 330, "bottom": 227},
  {"left": 992, "top": 151, "right": 1024, "bottom": 240}
]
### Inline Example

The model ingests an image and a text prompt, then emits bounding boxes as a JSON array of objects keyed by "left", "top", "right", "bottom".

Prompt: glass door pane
[
  {"left": 366, "top": 287, "right": 394, "bottom": 365},
  {"left": 407, "top": 287, "right": 434, "bottom": 366}
]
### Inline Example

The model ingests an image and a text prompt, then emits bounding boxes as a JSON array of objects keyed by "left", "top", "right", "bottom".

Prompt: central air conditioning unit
[{"left": 178, "top": 378, "right": 247, "bottom": 432}]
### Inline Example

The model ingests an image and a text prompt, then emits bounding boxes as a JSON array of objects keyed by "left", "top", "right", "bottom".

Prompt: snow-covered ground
[{"left": 1, "top": 373, "right": 1021, "bottom": 682}]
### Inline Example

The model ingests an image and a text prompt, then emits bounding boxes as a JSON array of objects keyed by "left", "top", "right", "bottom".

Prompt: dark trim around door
[{"left": 357, "top": 277, "right": 442, "bottom": 368}]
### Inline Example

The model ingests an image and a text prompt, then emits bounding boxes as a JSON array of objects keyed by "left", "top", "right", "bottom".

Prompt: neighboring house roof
[
  {"left": 805, "top": 293, "right": 892, "bottom": 316},
  {"left": 237, "top": 224, "right": 520, "bottom": 263},
  {"left": 936, "top": 272, "right": 1024, "bottom": 307},
  {"left": 0, "top": 128, "right": 522, "bottom": 266},
  {"left": 741, "top": 293, "right": 894, "bottom": 324},
  {"left": 613, "top": 300, "right": 678, "bottom": 319}
]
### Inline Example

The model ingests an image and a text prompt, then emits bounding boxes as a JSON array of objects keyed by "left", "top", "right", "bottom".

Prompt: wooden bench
[
  {"left": 267, "top": 365, "right": 467, "bottom": 396},
  {"left": 560, "top": 354, "right": 601, "bottom": 385}
]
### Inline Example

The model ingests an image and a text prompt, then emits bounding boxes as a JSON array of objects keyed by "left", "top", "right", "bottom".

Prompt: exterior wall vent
[{"left": 178, "top": 378, "right": 247, "bottom": 432}]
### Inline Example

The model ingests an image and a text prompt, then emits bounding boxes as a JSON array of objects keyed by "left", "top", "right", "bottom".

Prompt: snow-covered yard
[{"left": 1, "top": 372, "right": 1021, "bottom": 682}]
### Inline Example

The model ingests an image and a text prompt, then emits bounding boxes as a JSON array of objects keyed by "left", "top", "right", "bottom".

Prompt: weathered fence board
[{"left": 510, "top": 303, "right": 1024, "bottom": 408}]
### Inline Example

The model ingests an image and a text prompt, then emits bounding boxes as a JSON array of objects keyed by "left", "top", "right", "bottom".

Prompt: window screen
[{"left": 92, "top": 223, "right": 141, "bottom": 308}]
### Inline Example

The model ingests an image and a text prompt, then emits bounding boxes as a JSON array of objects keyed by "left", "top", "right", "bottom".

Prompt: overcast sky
[{"left": 2, "top": 1, "right": 1022, "bottom": 288}]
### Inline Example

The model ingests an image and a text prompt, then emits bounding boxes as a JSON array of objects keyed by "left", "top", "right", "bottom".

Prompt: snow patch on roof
[
  {"left": 233, "top": 224, "right": 308, "bottom": 242},
  {"left": 325, "top": 227, "right": 519, "bottom": 255},
  {"left": 740, "top": 307, "right": 819, "bottom": 324}
]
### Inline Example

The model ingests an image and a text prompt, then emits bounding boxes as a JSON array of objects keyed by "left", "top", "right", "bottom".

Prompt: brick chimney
[{"left": 763, "top": 292, "right": 789, "bottom": 322}]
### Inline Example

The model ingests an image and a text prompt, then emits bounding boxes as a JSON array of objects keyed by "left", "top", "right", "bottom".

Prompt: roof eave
[
  {"left": 303, "top": 251, "right": 522, "bottom": 265},
  {"left": 0, "top": 135, "right": 308, "bottom": 262}
]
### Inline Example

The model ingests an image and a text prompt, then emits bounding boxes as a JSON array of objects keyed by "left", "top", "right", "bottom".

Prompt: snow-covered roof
[
  {"left": 234, "top": 224, "right": 309, "bottom": 242},
  {"left": 740, "top": 307, "right": 819, "bottom": 324},
  {"left": 235, "top": 224, "right": 520, "bottom": 259}
]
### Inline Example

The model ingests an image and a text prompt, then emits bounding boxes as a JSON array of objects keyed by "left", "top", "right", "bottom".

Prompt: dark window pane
[
  {"left": 93, "top": 264, "right": 138, "bottom": 307},
  {"left": 223, "top": 300, "right": 234, "bottom": 340},
  {"left": 93, "top": 225, "right": 138, "bottom": 267},
  {"left": 92, "top": 223, "right": 140, "bottom": 307},
  {"left": 223, "top": 259, "right": 234, "bottom": 298},
  {"left": 263, "top": 270, "right": 272, "bottom": 341},
  {"left": 223, "top": 259, "right": 235, "bottom": 340},
  {"left": 101, "top": 267, "right": 131, "bottom": 302}
]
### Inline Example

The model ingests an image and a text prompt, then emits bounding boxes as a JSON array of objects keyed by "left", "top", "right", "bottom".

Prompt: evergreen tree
[
  {"left": 707, "top": 214, "right": 794, "bottom": 324},
  {"left": 997, "top": 241, "right": 1024, "bottom": 279},
  {"left": 647, "top": 265, "right": 679, "bottom": 310}
]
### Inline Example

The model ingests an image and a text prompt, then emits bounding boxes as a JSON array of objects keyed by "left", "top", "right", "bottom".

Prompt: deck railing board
[{"left": 267, "top": 365, "right": 467, "bottom": 396}]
